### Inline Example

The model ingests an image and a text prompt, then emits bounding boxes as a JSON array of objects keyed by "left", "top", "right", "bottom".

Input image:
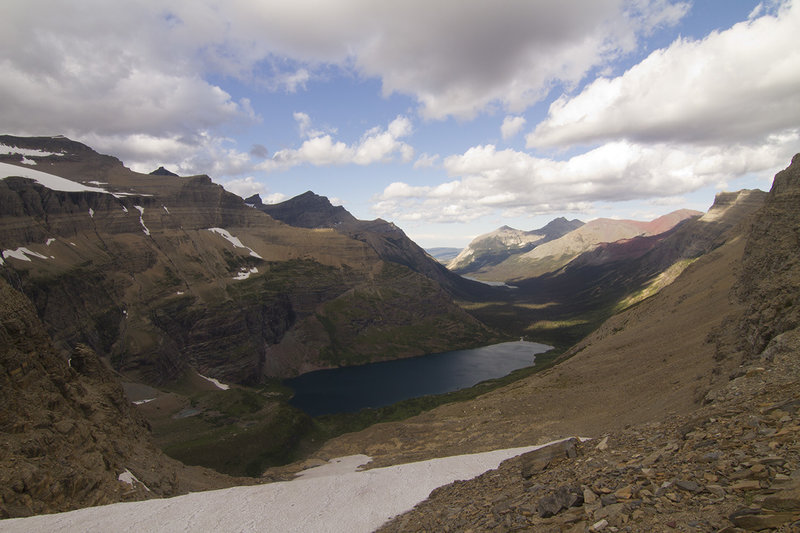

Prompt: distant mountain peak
[
  {"left": 149, "top": 166, "right": 179, "bottom": 177},
  {"left": 244, "top": 193, "right": 263, "bottom": 207}
]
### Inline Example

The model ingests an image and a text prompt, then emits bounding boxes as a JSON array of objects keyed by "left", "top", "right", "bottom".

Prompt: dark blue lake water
[{"left": 285, "top": 341, "right": 552, "bottom": 416}]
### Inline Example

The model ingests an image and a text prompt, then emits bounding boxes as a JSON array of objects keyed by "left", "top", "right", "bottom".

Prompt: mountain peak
[
  {"left": 258, "top": 190, "right": 356, "bottom": 229},
  {"left": 149, "top": 166, "right": 179, "bottom": 177}
]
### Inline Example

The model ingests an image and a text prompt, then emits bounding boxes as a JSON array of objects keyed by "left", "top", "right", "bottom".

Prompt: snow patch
[
  {"left": 208, "top": 227, "right": 263, "bottom": 259},
  {"left": 122, "top": 205, "right": 128, "bottom": 213},
  {"left": 0, "top": 442, "right": 570, "bottom": 533},
  {"left": 88, "top": 208, "right": 94, "bottom": 218},
  {"left": 176, "top": 291, "right": 184, "bottom": 295},
  {"left": 118, "top": 469, "right": 150, "bottom": 492},
  {"left": 45, "top": 238, "right": 55, "bottom": 246},
  {"left": 132, "top": 398, "right": 155, "bottom": 406},
  {"left": 21, "top": 157, "right": 36, "bottom": 165},
  {"left": 2, "top": 247, "right": 49, "bottom": 262},
  {"left": 162, "top": 205, "right": 170, "bottom": 214},
  {"left": 134, "top": 206, "right": 150, "bottom": 235},
  {"left": 233, "top": 266, "right": 258, "bottom": 280},
  {"left": 198, "top": 373, "right": 230, "bottom": 390}
]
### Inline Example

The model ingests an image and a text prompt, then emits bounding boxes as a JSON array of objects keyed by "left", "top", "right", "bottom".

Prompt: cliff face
[
  {"left": 737, "top": 154, "right": 800, "bottom": 356},
  {"left": 0, "top": 136, "right": 495, "bottom": 384},
  {"left": 0, "top": 278, "right": 235, "bottom": 518}
]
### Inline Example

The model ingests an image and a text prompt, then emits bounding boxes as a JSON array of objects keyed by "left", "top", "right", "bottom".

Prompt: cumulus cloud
[
  {"left": 1, "top": 1, "right": 693, "bottom": 131},
  {"left": 262, "top": 115, "right": 414, "bottom": 170},
  {"left": 527, "top": 1, "right": 800, "bottom": 148},
  {"left": 413, "top": 153, "right": 440, "bottom": 169},
  {"left": 85, "top": 131, "right": 255, "bottom": 178},
  {"left": 0, "top": 0, "right": 263, "bottom": 181},
  {"left": 501, "top": 116, "right": 527, "bottom": 140},
  {"left": 374, "top": 137, "right": 797, "bottom": 223}
]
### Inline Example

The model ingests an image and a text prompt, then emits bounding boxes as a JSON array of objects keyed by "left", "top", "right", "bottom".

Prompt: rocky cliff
[
  {"left": 736, "top": 154, "right": 800, "bottom": 357},
  {"left": 0, "top": 278, "right": 241, "bottom": 518}
]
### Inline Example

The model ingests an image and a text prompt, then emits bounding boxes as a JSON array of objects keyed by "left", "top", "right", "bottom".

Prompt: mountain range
[{"left": 2, "top": 134, "right": 797, "bottom": 530}]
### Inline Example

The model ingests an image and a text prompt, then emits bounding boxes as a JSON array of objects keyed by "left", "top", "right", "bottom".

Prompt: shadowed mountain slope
[{"left": 255, "top": 191, "right": 491, "bottom": 299}]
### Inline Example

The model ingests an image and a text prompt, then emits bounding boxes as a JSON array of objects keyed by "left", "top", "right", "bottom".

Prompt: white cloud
[
  {"left": 218, "top": 176, "right": 266, "bottom": 199},
  {"left": 263, "top": 115, "right": 414, "bottom": 170},
  {"left": 413, "top": 153, "right": 440, "bottom": 169},
  {"left": 86, "top": 132, "right": 255, "bottom": 178},
  {"left": 501, "top": 116, "right": 526, "bottom": 140},
  {"left": 374, "top": 137, "right": 797, "bottom": 223},
  {"left": 0, "top": 1, "right": 693, "bottom": 134},
  {"left": 527, "top": 1, "right": 800, "bottom": 148}
]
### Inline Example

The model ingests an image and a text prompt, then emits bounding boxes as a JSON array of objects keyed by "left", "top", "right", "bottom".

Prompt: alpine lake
[{"left": 285, "top": 340, "right": 553, "bottom": 416}]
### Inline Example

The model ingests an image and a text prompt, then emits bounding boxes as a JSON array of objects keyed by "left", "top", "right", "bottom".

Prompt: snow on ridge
[
  {"left": 0, "top": 162, "right": 150, "bottom": 199},
  {"left": 208, "top": 227, "right": 263, "bottom": 259},
  {"left": 0, "top": 143, "right": 65, "bottom": 158},
  {"left": 0, "top": 442, "right": 573, "bottom": 533},
  {"left": 0, "top": 162, "right": 109, "bottom": 194},
  {"left": 198, "top": 373, "right": 230, "bottom": 390}
]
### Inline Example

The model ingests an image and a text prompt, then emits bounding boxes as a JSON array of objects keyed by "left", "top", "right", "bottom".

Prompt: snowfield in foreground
[{"left": 0, "top": 443, "right": 565, "bottom": 533}]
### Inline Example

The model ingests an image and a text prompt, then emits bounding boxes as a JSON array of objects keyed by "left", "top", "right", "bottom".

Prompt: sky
[{"left": 1, "top": 1, "right": 798, "bottom": 248}]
